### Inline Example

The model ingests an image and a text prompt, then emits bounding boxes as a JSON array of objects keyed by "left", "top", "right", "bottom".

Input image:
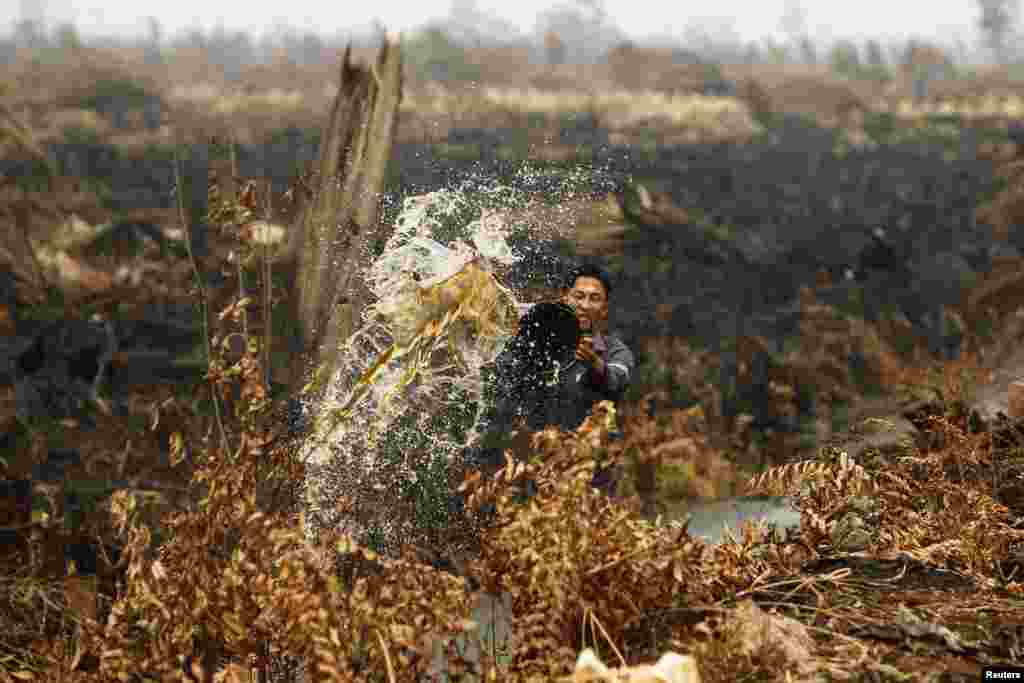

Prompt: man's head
[{"left": 561, "top": 264, "right": 612, "bottom": 332}]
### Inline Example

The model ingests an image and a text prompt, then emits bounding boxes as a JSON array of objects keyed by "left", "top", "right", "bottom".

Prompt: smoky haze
[{"left": 0, "top": 0, "right": 1019, "bottom": 67}]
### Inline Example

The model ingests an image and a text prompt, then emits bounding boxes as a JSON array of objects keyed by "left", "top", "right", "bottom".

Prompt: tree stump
[{"left": 279, "top": 37, "right": 404, "bottom": 397}]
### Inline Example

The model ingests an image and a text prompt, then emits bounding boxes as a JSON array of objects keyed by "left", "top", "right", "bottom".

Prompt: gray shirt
[
  {"left": 512, "top": 301, "right": 633, "bottom": 405},
  {"left": 473, "top": 304, "right": 635, "bottom": 466},
  {"left": 531, "top": 330, "right": 633, "bottom": 431}
]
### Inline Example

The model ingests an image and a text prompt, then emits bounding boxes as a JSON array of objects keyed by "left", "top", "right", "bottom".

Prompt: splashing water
[
  {"left": 298, "top": 166, "right": 616, "bottom": 552},
  {"left": 342, "top": 211, "right": 517, "bottom": 437}
]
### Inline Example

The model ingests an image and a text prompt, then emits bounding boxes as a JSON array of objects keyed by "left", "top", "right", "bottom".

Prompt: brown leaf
[{"left": 239, "top": 181, "right": 259, "bottom": 211}]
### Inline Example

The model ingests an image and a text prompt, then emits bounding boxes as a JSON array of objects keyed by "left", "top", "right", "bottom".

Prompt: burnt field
[
  {"left": 3, "top": 112, "right": 1010, "bottom": 343},
  {"left": 2, "top": 110, "right": 1017, "bottom": 443},
  {"left": 6, "top": 36, "right": 1024, "bottom": 681}
]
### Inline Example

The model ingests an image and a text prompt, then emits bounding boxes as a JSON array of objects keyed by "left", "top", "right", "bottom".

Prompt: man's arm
[{"left": 586, "top": 337, "right": 634, "bottom": 397}]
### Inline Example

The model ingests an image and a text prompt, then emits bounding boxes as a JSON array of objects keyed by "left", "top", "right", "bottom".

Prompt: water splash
[
  {"left": 325, "top": 213, "right": 521, "bottom": 445},
  {"left": 298, "top": 165, "right": 615, "bottom": 552}
]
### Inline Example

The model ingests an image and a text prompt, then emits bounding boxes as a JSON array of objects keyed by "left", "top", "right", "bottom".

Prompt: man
[
  {"left": 432, "top": 265, "right": 634, "bottom": 578},
  {"left": 472, "top": 264, "right": 635, "bottom": 495}
]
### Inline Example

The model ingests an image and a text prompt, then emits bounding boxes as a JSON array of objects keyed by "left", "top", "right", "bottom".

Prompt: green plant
[
  {"left": 1006, "top": 62, "right": 1024, "bottom": 81},
  {"left": 659, "top": 461, "right": 697, "bottom": 501},
  {"left": 669, "top": 382, "right": 698, "bottom": 409},
  {"left": 525, "top": 111, "right": 548, "bottom": 129},
  {"left": 373, "top": 388, "right": 479, "bottom": 542},
  {"left": 264, "top": 125, "right": 321, "bottom": 149},
  {"left": 974, "top": 313, "right": 995, "bottom": 343},
  {"left": 141, "top": 142, "right": 180, "bottom": 163},
  {"left": 61, "top": 125, "right": 100, "bottom": 145},
  {"left": 831, "top": 400, "right": 850, "bottom": 436},
  {"left": 862, "top": 111, "right": 899, "bottom": 140},
  {"left": 849, "top": 348, "right": 882, "bottom": 397},
  {"left": 14, "top": 158, "right": 52, "bottom": 193},
  {"left": 404, "top": 27, "right": 481, "bottom": 83},
  {"left": 433, "top": 142, "right": 483, "bottom": 162},
  {"left": 75, "top": 78, "right": 154, "bottom": 111},
  {"left": 702, "top": 62, "right": 725, "bottom": 83},
  {"left": 858, "top": 63, "right": 893, "bottom": 83},
  {"left": 829, "top": 41, "right": 862, "bottom": 79},
  {"left": 835, "top": 286, "right": 867, "bottom": 319},
  {"left": 54, "top": 22, "right": 81, "bottom": 51},
  {"left": 891, "top": 330, "right": 917, "bottom": 358}
]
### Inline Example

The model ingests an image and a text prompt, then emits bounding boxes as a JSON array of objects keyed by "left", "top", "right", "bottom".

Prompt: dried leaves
[
  {"left": 8, "top": 107, "right": 1024, "bottom": 683},
  {"left": 21, "top": 292, "right": 1021, "bottom": 682}
]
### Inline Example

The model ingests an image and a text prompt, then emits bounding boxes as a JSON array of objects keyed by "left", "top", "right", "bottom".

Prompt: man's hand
[{"left": 576, "top": 336, "right": 605, "bottom": 376}]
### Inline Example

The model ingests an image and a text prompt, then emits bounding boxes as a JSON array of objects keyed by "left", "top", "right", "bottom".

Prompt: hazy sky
[{"left": 5, "top": 0, "right": 991, "bottom": 47}]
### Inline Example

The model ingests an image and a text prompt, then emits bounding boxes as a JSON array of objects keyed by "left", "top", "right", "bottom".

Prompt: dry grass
[
  {"left": 5, "top": 45, "right": 1024, "bottom": 683},
  {"left": 3, "top": 167, "right": 1024, "bottom": 683},
  {"left": 9, "top": 45, "right": 1024, "bottom": 154}
]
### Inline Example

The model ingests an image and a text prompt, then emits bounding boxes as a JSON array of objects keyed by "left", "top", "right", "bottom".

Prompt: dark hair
[{"left": 563, "top": 264, "right": 613, "bottom": 298}]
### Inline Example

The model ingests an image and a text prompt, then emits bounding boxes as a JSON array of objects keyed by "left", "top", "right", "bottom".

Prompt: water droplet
[{"left": 297, "top": 164, "right": 611, "bottom": 551}]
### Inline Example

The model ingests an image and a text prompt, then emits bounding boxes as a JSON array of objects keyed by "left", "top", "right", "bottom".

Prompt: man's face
[{"left": 563, "top": 276, "right": 609, "bottom": 332}]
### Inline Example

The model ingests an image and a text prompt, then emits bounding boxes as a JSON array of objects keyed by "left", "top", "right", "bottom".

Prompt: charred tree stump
[{"left": 279, "top": 37, "right": 404, "bottom": 398}]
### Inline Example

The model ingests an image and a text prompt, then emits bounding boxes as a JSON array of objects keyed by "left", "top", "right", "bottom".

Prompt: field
[{"left": 3, "top": 36, "right": 1024, "bottom": 682}]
